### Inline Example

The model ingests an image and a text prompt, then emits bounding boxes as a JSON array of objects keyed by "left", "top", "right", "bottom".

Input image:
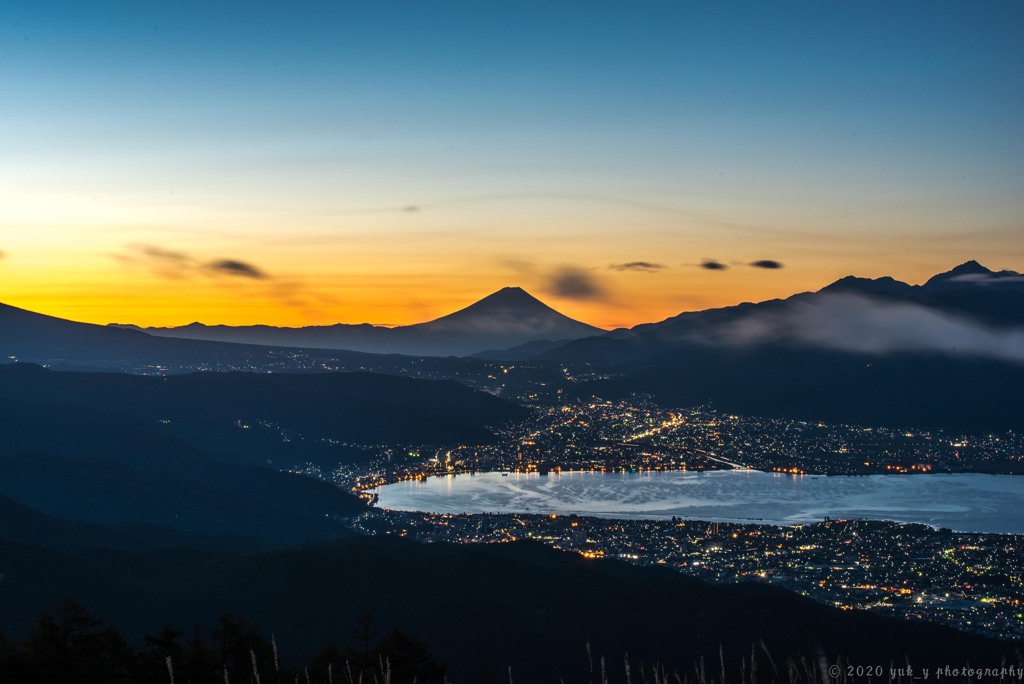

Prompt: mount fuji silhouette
[{"left": 114, "top": 287, "right": 604, "bottom": 357}]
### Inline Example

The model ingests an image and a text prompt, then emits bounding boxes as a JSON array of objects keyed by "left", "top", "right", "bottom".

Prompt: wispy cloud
[
  {"left": 948, "top": 272, "right": 1024, "bottom": 284},
  {"left": 119, "top": 243, "right": 194, "bottom": 279},
  {"left": 496, "top": 258, "right": 538, "bottom": 275},
  {"left": 138, "top": 245, "right": 190, "bottom": 263},
  {"left": 112, "top": 244, "right": 337, "bottom": 318},
  {"left": 750, "top": 259, "right": 783, "bottom": 269},
  {"left": 119, "top": 244, "right": 272, "bottom": 281},
  {"left": 609, "top": 261, "right": 665, "bottom": 272},
  {"left": 418, "top": 191, "right": 811, "bottom": 238}
]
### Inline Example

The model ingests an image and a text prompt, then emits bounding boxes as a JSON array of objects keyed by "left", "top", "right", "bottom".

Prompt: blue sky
[{"left": 1, "top": 0, "right": 1022, "bottom": 326}]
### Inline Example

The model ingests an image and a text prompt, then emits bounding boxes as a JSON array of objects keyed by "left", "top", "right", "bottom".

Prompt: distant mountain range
[
  {"left": 4, "top": 261, "right": 1023, "bottom": 429},
  {"left": 552, "top": 261, "right": 1024, "bottom": 431},
  {"left": 6, "top": 263, "right": 1020, "bottom": 367},
  {"left": 112, "top": 286, "right": 604, "bottom": 357},
  {"left": 0, "top": 298, "right": 307, "bottom": 369},
  {"left": 544, "top": 260, "right": 1024, "bottom": 362}
]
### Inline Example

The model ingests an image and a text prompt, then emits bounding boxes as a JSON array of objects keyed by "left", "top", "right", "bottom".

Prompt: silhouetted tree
[
  {"left": 344, "top": 608, "right": 378, "bottom": 674},
  {"left": 376, "top": 627, "right": 446, "bottom": 684},
  {"left": 307, "top": 642, "right": 344, "bottom": 683},
  {"left": 213, "top": 614, "right": 273, "bottom": 684},
  {"left": 21, "top": 597, "right": 134, "bottom": 684},
  {"left": 0, "top": 632, "right": 13, "bottom": 675},
  {"left": 466, "top": 664, "right": 500, "bottom": 684},
  {"left": 137, "top": 626, "right": 185, "bottom": 684},
  {"left": 309, "top": 612, "right": 446, "bottom": 684},
  {"left": 182, "top": 625, "right": 222, "bottom": 683}
]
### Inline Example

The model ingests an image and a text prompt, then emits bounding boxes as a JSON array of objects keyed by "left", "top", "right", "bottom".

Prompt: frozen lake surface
[{"left": 372, "top": 470, "right": 1024, "bottom": 534}]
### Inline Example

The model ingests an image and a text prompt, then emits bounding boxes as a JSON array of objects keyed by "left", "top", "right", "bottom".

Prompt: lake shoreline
[{"left": 371, "top": 469, "right": 1024, "bottom": 535}]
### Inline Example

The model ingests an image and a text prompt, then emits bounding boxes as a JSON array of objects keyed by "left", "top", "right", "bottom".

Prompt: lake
[{"left": 371, "top": 469, "right": 1024, "bottom": 534}]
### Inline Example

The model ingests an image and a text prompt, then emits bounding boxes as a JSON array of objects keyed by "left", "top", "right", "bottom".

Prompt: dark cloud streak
[
  {"left": 545, "top": 267, "right": 606, "bottom": 301},
  {"left": 700, "top": 259, "right": 728, "bottom": 271},
  {"left": 205, "top": 259, "right": 268, "bottom": 280},
  {"left": 750, "top": 259, "right": 783, "bottom": 269},
  {"left": 138, "top": 245, "right": 190, "bottom": 263},
  {"left": 609, "top": 261, "right": 665, "bottom": 272},
  {"left": 118, "top": 244, "right": 271, "bottom": 281}
]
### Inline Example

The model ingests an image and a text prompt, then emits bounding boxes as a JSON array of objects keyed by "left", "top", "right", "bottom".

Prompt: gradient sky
[{"left": 1, "top": 0, "right": 1022, "bottom": 328}]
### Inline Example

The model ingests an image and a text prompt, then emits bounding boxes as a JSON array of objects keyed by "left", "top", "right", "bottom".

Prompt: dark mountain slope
[
  {"left": 0, "top": 365, "right": 525, "bottom": 540},
  {"left": 0, "top": 301, "right": 253, "bottom": 363},
  {"left": 546, "top": 261, "right": 1024, "bottom": 363},
  {"left": 0, "top": 537, "right": 1015, "bottom": 682},
  {"left": 0, "top": 395, "right": 365, "bottom": 542},
  {"left": 821, "top": 261, "right": 1024, "bottom": 328},
  {"left": 0, "top": 300, "right": 405, "bottom": 374},
  {"left": 551, "top": 262, "right": 1024, "bottom": 430},
  {"left": 0, "top": 493, "right": 254, "bottom": 552},
  {"left": 576, "top": 345, "right": 1024, "bottom": 431},
  {"left": 0, "top": 365, "right": 529, "bottom": 467}
]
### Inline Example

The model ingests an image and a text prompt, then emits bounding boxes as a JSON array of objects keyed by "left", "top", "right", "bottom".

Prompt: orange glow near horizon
[
  {"left": 2, "top": 231, "right": 1020, "bottom": 330},
  {"left": 2, "top": 2, "right": 1023, "bottom": 332},
  {"left": 1, "top": 184, "right": 1021, "bottom": 329}
]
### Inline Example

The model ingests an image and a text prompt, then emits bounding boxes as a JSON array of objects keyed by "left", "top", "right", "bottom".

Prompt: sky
[{"left": 1, "top": 0, "right": 1022, "bottom": 329}]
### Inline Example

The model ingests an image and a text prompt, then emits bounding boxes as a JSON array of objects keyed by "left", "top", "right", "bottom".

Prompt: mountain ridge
[
  {"left": 109, "top": 286, "right": 604, "bottom": 357},
  {"left": 543, "top": 260, "right": 1024, "bottom": 362},
  {"left": 4, "top": 262, "right": 1020, "bottom": 370},
  {"left": 548, "top": 261, "right": 1024, "bottom": 431}
]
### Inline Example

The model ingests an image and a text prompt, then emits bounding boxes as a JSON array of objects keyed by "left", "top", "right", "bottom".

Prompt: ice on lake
[{"left": 372, "top": 470, "right": 1024, "bottom": 534}]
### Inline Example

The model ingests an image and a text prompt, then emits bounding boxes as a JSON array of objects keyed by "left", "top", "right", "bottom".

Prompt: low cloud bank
[{"left": 720, "top": 293, "right": 1024, "bottom": 364}]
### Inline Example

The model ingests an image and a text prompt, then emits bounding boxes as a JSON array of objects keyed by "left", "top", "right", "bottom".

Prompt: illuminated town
[
  {"left": 324, "top": 396, "right": 1024, "bottom": 492},
  {"left": 354, "top": 511, "right": 1024, "bottom": 641},
  {"left": 276, "top": 394, "right": 1024, "bottom": 642}
]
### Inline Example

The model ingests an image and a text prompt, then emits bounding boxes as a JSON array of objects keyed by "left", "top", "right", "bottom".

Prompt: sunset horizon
[
  {"left": 2, "top": 1, "right": 1022, "bottom": 329},
  {"left": 2, "top": 256, "right": 1017, "bottom": 330}
]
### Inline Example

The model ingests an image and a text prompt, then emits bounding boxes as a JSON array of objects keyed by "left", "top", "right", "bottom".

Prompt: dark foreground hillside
[
  {"left": 0, "top": 364, "right": 528, "bottom": 463},
  {"left": 0, "top": 365, "right": 526, "bottom": 542},
  {"left": 0, "top": 393, "right": 365, "bottom": 544},
  {"left": 0, "top": 536, "right": 1017, "bottom": 683}
]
